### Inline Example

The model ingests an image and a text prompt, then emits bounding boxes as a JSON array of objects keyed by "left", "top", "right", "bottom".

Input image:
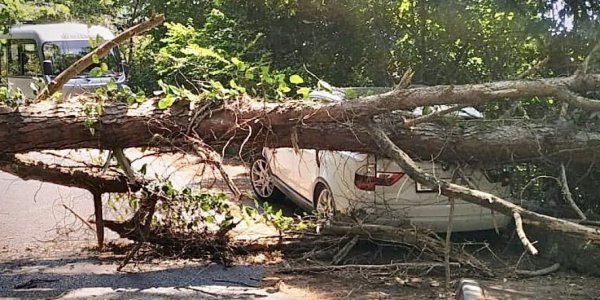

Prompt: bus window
[
  {"left": 7, "top": 39, "right": 41, "bottom": 77},
  {"left": 43, "top": 40, "right": 122, "bottom": 76}
]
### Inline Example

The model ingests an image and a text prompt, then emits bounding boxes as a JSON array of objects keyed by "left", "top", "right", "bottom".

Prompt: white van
[{"left": 0, "top": 23, "right": 127, "bottom": 98}]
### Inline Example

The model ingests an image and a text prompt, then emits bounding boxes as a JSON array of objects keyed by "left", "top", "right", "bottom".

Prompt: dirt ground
[{"left": 1, "top": 155, "right": 599, "bottom": 299}]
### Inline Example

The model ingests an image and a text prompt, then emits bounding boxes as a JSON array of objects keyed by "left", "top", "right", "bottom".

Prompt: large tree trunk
[{"left": 1, "top": 97, "right": 599, "bottom": 165}]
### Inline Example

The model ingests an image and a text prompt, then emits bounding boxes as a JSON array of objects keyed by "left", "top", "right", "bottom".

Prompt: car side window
[{"left": 7, "top": 39, "right": 41, "bottom": 77}]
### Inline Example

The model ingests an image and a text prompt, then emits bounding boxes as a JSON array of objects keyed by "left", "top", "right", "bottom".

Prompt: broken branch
[
  {"left": 513, "top": 212, "right": 538, "bottom": 255},
  {"left": 516, "top": 263, "right": 560, "bottom": 277},
  {"left": 367, "top": 123, "right": 600, "bottom": 244}
]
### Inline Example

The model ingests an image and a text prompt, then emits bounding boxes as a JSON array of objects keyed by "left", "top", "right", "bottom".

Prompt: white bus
[{"left": 0, "top": 23, "right": 127, "bottom": 98}]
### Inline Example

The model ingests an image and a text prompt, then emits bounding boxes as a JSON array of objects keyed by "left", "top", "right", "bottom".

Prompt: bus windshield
[{"left": 42, "top": 40, "right": 122, "bottom": 76}]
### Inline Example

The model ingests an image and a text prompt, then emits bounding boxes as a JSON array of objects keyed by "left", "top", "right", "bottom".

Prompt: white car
[
  {"left": 250, "top": 92, "right": 511, "bottom": 232},
  {"left": 250, "top": 148, "right": 511, "bottom": 232}
]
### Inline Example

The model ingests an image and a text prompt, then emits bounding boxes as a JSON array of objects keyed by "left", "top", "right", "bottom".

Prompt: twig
[
  {"left": 212, "top": 279, "right": 259, "bottom": 288},
  {"left": 445, "top": 198, "right": 455, "bottom": 287},
  {"left": 516, "top": 262, "right": 560, "bottom": 277},
  {"left": 118, "top": 193, "right": 158, "bottom": 271},
  {"left": 279, "top": 262, "right": 459, "bottom": 273},
  {"left": 62, "top": 204, "right": 94, "bottom": 231},
  {"left": 331, "top": 235, "right": 359, "bottom": 265},
  {"left": 445, "top": 169, "right": 460, "bottom": 287},
  {"left": 559, "top": 163, "right": 586, "bottom": 220},
  {"left": 513, "top": 212, "right": 538, "bottom": 255},
  {"left": 113, "top": 148, "right": 136, "bottom": 184}
]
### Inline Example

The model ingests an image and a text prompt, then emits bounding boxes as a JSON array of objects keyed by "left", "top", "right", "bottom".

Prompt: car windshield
[{"left": 42, "top": 40, "right": 122, "bottom": 76}]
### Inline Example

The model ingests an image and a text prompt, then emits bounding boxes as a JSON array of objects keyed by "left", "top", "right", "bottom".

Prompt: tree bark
[
  {"left": 0, "top": 154, "right": 136, "bottom": 193},
  {"left": 1, "top": 98, "right": 600, "bottom": 165}
]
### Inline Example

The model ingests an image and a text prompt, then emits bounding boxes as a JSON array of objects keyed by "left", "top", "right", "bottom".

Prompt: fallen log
[{"left": 2, "top": 98, "right": 600, "bottom": 165}]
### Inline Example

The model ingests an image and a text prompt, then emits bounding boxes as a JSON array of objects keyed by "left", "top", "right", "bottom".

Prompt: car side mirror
[{"left": 42, "top": 60, "right": 53, "bottom": 76}]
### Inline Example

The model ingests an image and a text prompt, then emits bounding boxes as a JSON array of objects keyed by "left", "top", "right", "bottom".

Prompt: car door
[{"left": 269, "top": 147, "right": 318, "bottom": 201}]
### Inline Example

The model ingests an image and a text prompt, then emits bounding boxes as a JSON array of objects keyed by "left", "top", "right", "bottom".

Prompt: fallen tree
[
  {"left": 3, "top": 14, "right": 600, "bottom": 265},
  {"left": 2, "top": 94, "right": 600, "bottom": 165}
]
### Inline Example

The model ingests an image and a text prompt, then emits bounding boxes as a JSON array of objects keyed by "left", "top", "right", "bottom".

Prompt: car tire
[
  {"left": 250, "top": 157, "right": 284, "bottom": 201},
  {"left": 314, "top": 184, "right": 336, "bottom": 219}
]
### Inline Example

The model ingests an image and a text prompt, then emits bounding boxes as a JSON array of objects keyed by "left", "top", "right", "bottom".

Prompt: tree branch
[{"left": 366, "top": 123, "right": 600, "bottom": 244}]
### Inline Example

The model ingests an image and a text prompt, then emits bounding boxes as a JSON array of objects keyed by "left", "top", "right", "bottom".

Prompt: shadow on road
[{"left": 0, "top": 256, "right": 276, "bottom": 299}]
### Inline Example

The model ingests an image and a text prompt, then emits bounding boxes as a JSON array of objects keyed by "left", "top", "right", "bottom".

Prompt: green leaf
[
  {"left": 422, "top": 106, "right": 433, "bottom": 115},
  {"left": 92, "top": 54, "right": 100, "bottom": 64},
  {"left": 244, "top": 69, "right": 255, "bottom": 80},
  {"left": 289, "top": 74, "right": 304, "bottom": 84},
  {"left": 231, "top": 57, "right": 246, "bottom": 70},
  {"left": 100, "top": 62, "right": 109, "bottom": 73},
  {"left": 278, "top": 83, "right": 291, "bottom": 93},
  {"left": 135, "top": 92, "right": 146, "bottom": 103},
  {"left": 89, "top": 67, "right": 102, "bottom": 77},
  {"left": 106, "top": 79, "right": 117, "bottom": 91},
  {"left": 158, "top": 94, "right": 176, "bottom": 109},
  {"left": 296, "top": 87, "right": 310, "bottom": 99}
]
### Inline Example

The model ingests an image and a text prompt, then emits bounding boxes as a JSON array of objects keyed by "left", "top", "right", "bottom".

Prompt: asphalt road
[{"left": 0, "top": 170, "right": 97, "bottom": 251}]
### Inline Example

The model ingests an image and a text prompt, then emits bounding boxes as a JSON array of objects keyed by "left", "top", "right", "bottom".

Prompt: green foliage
[
  {"left": 153, "top": 182, "right": 236, "bottom": 233},
  {"left": 0, "top": 86, "right": 24, "bottom": 106},
  {"left": 106, "top": 179, "right": 307, "bottom": 235},
  {"left": 151, "top": 11, "right": 305, "bottom": 100},
  {"left": 0, "top": 0, "right": 70, "bottom": 31}
]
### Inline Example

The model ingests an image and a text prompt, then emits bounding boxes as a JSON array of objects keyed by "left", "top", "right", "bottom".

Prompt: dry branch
[
  {"left": 36, "top": 15, "right": 165, "bottom": 100},
  {"left": 0, "top": 154, "right": 137, "bottom": 193},
  {"left": 516, "top": 263, "right": 560, "bottom": 277},
  {"left": 321, "top": 222, "right": 493, "bottom": 276},
  {"left": 279, "top": 262, "right": 459, "bottom": 273},
  {"left": 331, "top": 235, "right": 359, "bottom": 265},
  {"left": 559, "top": 163, "right": 587, "bottom": 220},
  {"left": 513, "top": 212, "right": 538, "bottom": 255}
]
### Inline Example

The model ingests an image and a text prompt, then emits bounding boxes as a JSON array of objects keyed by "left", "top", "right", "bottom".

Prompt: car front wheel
[
  {"left": 250, "top": 158, "right": 283, "bottom": 201},
  {"left": 315, "top": 184, "right": 335, "bottom": 220}
]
